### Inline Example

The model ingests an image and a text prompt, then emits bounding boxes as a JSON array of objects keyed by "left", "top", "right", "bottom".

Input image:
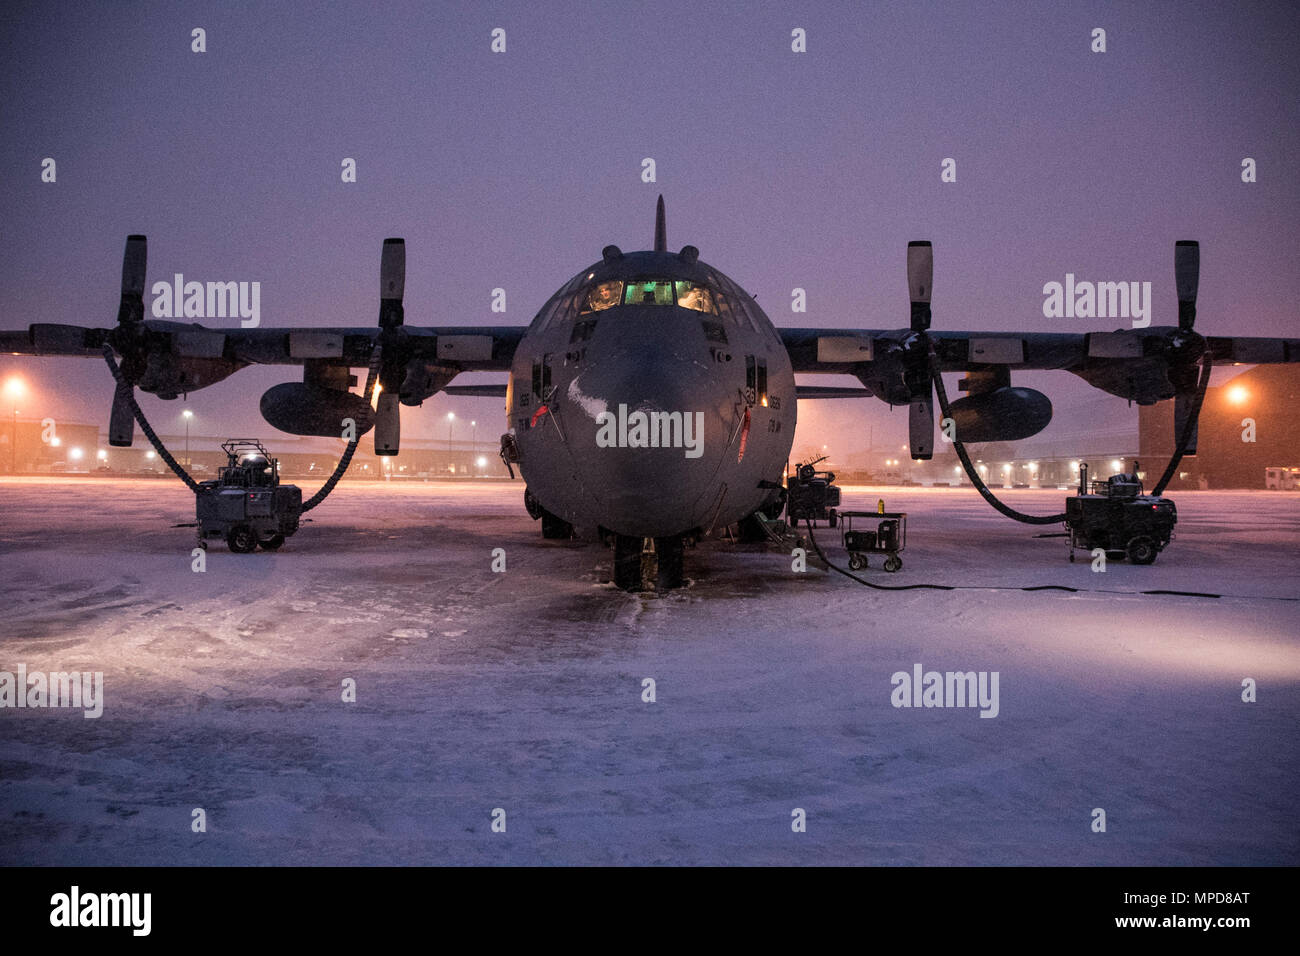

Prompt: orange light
[
  {"left": 1226, "top": 385, "right": 1248, "bottom": 405},
  {"left": 4, "top": 376, "right": 25, "bottom": 399}
]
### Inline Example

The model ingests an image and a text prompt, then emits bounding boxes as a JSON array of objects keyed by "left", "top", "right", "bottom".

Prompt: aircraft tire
[
  {"left": 613, "top": 534, "right": 643, "bottom": 591},
  {"left": 523, "top": 487, "right": 545, "bottom": 520},
  {"left": 655, "top": 535, "right": 684, "bottom": 590},
  {"left": 735, "top": 513, "right": 768, "bottom": 543},
  {"left": 541, "top": 510, "right": 573, "bottom": 539}
]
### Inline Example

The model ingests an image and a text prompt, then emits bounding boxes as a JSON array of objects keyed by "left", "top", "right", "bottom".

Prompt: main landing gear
[{"left": 524, "top": 487, "right": 573, "bottom": 539}]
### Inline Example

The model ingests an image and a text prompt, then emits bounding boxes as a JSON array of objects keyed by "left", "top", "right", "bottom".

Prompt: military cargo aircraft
[{"left": 3, "top": 197, "right": 1297, "bottom": 589}]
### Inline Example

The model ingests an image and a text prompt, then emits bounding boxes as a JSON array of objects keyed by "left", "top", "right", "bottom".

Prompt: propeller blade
[
  {"left": 379, "top": 238, "right": 405, "bottom": 329},
  {"left": 108, "top": 382, "right": 135, "bottom": 446},
  {"left": 908, "top": 394, "right": 935, "bottom": 460},
  {"left": 375, "top": 238, "right": 407, "bottom": 453},
  {"left": 374, "top": 390, "right": 400, "bottom": 456},
  {"left": 1175, "top": 240, "right": 1198, "bottom": 331},
  {"left": 907, "top": 240, "right": 933, "bottom": 331},
  {"left": 118, "top": 235, "right": 147, "bottom": 326},
  {"left": 1174, "top": 390, "right": 1198, "bottom": 456}
]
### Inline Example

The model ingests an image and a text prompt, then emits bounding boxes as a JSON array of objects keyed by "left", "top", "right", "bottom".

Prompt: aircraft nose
[{"left": 563, "top": 312, "right": 728, "bottom": 536}]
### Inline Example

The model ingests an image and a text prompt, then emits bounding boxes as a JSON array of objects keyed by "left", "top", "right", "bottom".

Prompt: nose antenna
[{"left": 653, "top": 194, "right": 666, "bottom": 252}]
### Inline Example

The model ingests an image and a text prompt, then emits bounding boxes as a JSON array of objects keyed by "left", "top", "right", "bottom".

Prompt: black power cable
[
  {"left": 928, "top": 351, "right": 1064, "bottom": 525},
  {"left": 1149, "top": 357, "right": 1213, "bottom": 497},
  {"left": 102, "top": 343, "right": 380, "bottom": 512},
  {"left": 926, "top": 348, "right": 1212, "bottom": 524},
  {"left": 801, "top": 517, "right": 1300, "bottom": 601},
  {"left": 301, "top": 352, "right": 380, "bottom": 512},
  {"left": 798, "top": 344, "right": 1286, "bottom": 602},
  {"left": 102, "top": 344, "right": 202, "bottom": 494}
]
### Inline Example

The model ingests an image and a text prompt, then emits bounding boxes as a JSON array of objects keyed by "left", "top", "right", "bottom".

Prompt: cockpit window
[
  {"left": 675, "top": 282, "right": 715, "bottom": 313},
  {"left": 623, "top": 280, "right": 676, "bottom": 306},
  {"left": 581, "top": 280, "right": 623, "bottom": 313},
  {"left": 540, "top": 273, "right": 758, "bottom": 331}
]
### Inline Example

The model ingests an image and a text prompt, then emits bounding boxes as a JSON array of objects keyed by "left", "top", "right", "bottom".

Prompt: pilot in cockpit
[
  {"left": 585, "top": 281, "right": 621, "bottom": 312},
  {"left": 676, "top": 283, "right": 714, "bottom": 313}
]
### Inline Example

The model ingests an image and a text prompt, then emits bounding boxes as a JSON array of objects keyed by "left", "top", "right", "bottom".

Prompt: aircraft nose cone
[{"left": 563, "top": 311, "right": 727, "bottom": 536}]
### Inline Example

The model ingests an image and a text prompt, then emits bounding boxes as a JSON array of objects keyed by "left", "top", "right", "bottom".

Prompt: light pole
[
  {"left": 447, "top": 412, "right": 455, "bottom": 473},
  {"left": 182, "top": 409, "right": 193, "bottom": 466},
  {"left": 5, "top": 377, "right": 26, "bottom": 474}
]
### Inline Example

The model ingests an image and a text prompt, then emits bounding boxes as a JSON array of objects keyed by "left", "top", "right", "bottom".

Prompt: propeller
[
  {"left": 107, "top": 235, "right": 148, "bottom": 446},
  {"left": 1170, "top": 240, "right": 1205, "bottom": 454},
  {"left": 374, "top": 238, "right": 405, "bottom": 455},
  {"left": 905, "top": 240, "right": 935, "bottom": 460}
]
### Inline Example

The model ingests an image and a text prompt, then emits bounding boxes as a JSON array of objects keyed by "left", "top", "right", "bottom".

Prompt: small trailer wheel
[
  {"left": 884, "top": 555, "right": 902, "bottom": 573},
  {"left": 1127, "top": 535, "right": 1158, "bottom": 565},
  {"left": 259, "top": 533, "right": 285, "bottom": 551},
  {"left": 226, "top": 525, "right": 257, "bottom": 554},
  {"left": 848, "top": 553, "right": 866, "bottom": 571}
]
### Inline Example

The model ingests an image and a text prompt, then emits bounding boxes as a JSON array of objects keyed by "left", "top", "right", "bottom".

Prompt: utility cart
[
  {"left": 840, "top": 510, "right": 907, "bottom": 572},
  {"left": 786, "top": 455, "right": 842, "bottom": 527},
  {"left": 1065, "top": 462, "right": 1176, "bottom": 564},
  {"left": 195, "top": 439, "right": 302, "bottom": 552}
]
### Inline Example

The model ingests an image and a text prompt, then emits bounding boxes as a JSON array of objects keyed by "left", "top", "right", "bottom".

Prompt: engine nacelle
[
  {"left": 947, "top": 387, "right": 1052, "bottom": 443},
  {"left": 398, "top": 359, "right": 460, "bottom": 406},
  {"left": 137, "top": 354, "right": 242, "bottom": 399},
  {"left": 260, "top": 382, "right": 374, "bottom": 437}
]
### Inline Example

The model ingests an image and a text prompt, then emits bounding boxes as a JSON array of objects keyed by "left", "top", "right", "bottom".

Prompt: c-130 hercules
[{"left": 4, "top": 197, "right": 1297, "bottom": 589}]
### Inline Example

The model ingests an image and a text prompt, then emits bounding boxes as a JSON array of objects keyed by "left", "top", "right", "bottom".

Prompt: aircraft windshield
[
  {"left": 623, "top": 280, "right": 676, "bottom": 306},
  {"left": 544, "top": 275, "right": 736, "bottom": 329},
  {"left": 617, "top": 279, "right": 717, "bottom": 313}
]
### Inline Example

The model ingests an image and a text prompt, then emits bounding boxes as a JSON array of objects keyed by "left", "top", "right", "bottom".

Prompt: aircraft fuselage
[{"left": 506, "top": 250, "right": 795, "bottom": 539}]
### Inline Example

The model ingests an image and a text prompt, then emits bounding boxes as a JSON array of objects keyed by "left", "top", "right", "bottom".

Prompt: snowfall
[{"left": 1, "top": 476, "right": 1296, "bottom": 866}]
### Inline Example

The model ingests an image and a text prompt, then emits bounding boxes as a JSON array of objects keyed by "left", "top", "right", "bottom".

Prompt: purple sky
[{"left": 2, "top": 0, "right": 1297, "bottom": 460}]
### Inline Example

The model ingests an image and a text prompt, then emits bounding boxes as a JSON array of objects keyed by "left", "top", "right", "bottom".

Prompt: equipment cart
[
  {"left": 1064, "top": 462, "right": 1176, "bottom": 564},
  {"left": 195, "top": 439, "right": 302, "bottom": 553},
  {"left": 840, "top": 510, "right": 907, "bottom": 572}
]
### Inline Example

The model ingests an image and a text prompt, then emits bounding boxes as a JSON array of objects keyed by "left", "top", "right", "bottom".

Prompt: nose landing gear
[{"left": 612, "top": 533, "right": 686, "bottom": 591}]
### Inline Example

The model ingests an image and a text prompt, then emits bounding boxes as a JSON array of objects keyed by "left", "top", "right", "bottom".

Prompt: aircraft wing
[
  {"left": 1, "top": 236, "right": 525, "bottom": 455},
  {"left": 781, "top": 327, "right": 1299, "bottom": 398},
  {"left": 778, "top": 240, "right": 1300, "bottom": 459},
  {"left": 3, "top": 323, "right": 525, "bottom": 369}
]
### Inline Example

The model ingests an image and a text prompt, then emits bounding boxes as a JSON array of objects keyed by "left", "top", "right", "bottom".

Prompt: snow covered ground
[{"left": 1, "top": 476, "right": 1297, "bottom": 865}]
